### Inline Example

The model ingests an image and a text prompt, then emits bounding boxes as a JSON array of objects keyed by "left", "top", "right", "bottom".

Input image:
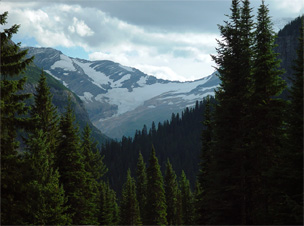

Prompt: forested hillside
[{"left": 102, "top": 97, "right": 216, "bottom": 193}]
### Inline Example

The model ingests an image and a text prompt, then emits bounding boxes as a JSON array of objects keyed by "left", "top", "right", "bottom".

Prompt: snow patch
[
  {"left": 112, "top": 74, "right": 131, "bottom": 88},
  {"left": 80, "top": 92, "right": 94, "bottom": 103},
  {"left": 73, "top": 59, "right": 111, "bottom": 88},
  {"left": 51, "top": 54, "right": 76, "bottom": 71},
  {"left": 119, "top": 64, "right": 134, "bottom": 72}
]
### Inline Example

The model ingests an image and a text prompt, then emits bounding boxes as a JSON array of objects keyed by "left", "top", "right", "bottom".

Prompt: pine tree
[
  {"left": 249, "top": 1, "right": 286, "bottom": 224},
  {"left": 179, "top": 171, "right": 195, "bottom": 225},
  {"left": 81, "top": 123, "right": 108, "bottom": 222},
  {"left": 30, "top": 70, "right": 60, "bottom": 157},
  {"left": 23, "top": 129, "right": 71, "bottom": 225},
  {"left": 175, "top": 186, "right": 183, "bottom": 225},
  {"left": 209, "top": 0, "right": 255, "bottom": 223},
  {"left": 144, "top": 147, "right": 167, "bottom": 225},
  {"left": 81, "top": 124, "right": 107, "bottom": 182},
  {"left": 164, "top": 159, "right": 178, "bottom": 225},
  {"left": 120, "top": 169, "right": 142, "bottom": 225},
  {"left": 136, "top": 152, "right": 147, "bottom": 221},
  {"left": 0, "top": 11, "right": 34, "bottom": 225},
  {"left": 98, "top": 181, "right": 119, "bottom": 225},
  {"left": 197, "top": 95, "right": 213, "bottom": 224},
  {"left": 56, "top": 98, "right": 98, "bottom": 225}
]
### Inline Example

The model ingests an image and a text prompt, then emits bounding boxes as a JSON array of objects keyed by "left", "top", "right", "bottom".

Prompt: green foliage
[
  {"left": 164, "top": 159, "right": 179, "bottom": 225},
  {"left": 0, "top": 12, "right": 34, "bottom": 78},
  {"left": 208, "top": 0, "right": 256, "bottom": 223},
  {"left": 57, "top": 99, "right": 98, "bottom": 225},
  {"left": 23, "top": 129, "right": 70, "bottom": 225},
  {"left": 98, "top": 181, "right": 119, "bottom": 225},
  {"left": 81, "top": 124, "right": 108, "bottom": 181},
  {"left": 0, "top": 11, "right": 33, "bottom": 225},
  {"left": 102, "top": 98, "right": 215, "bottom": 193},
  {"left": 197, "top": 95, "right": 213, "bottom": 224},
  {"left": 179, "top": 171, "right": 195, "bottom": 225},
  {"left": 30, "top": 70, "right": 60, "bottom": 158},
  {"left": 136, "top": 152, "right": 147, "bottom": 221},
  {"left": 120, "top": 169, "right": 142, "bottom": 225},
  {"left": 144, "top": 147, "right": 167, "bottom": 225}
]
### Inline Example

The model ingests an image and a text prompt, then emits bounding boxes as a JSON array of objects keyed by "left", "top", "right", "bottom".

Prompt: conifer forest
[{"left": 1, "top": 0, "right": 303, "bottom": 225}]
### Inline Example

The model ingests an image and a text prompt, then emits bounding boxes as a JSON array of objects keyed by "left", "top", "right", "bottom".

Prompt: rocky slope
[{"left": 25, "top": 47, "right": 220, "bottom": 138}]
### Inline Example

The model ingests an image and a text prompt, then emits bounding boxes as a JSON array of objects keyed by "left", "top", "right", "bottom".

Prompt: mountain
[
  {"left": 24, "top": 47, "right": 220, "bottom": 139},
  {"left": 20, "top": 63, "right": 109, "bottom": 144},
  {"left": 275, "top": 16, "right": 303, "bottom": 89}
]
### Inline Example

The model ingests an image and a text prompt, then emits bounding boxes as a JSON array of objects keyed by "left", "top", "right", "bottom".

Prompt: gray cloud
[{"left": 1, "top": 0, "right": 302, "bottom": 81}]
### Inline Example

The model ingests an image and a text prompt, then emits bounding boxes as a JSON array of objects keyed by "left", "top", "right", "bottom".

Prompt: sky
[{"left": 1, "top": 0, "right": 303, "bottom": 81}]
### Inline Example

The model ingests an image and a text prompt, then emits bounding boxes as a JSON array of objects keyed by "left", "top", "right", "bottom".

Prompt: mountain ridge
[{"left": 24, "top": 47, "right": 220, "bottom": 138}]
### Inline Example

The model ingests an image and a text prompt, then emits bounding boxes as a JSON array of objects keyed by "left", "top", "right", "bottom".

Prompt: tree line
[{"left": 101, "top": 98, "right": 215, "bottom": 194}]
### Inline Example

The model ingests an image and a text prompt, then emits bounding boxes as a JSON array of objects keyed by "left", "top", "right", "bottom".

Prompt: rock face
[
  {"left": 275, "top": 16, "right": 302, "bottom": 89},
  {"left": 25, "top": 47, "right": 220, "bottom": 138}
]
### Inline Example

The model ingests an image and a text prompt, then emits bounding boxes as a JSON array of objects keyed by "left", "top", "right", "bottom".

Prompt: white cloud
[
  {"left": 134, "top": 64, "right": 186, "bottom": 81},
  {"left": 273, "top": 0, "right": 304, "bottom": 14},
  {"left": 0, "top": 2, "right": 221, "bottom": 81},
  {"left": 69, "top": 17, "right": 94, "bottom": 37}
]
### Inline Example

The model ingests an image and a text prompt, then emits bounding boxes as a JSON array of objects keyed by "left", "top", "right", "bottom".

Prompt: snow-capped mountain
[{"left": 25, "top": 47, "right": 220, "bottom": 138}]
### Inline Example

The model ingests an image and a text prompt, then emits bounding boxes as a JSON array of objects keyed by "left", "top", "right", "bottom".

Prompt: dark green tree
[
  {"left": 136, "top": 152, "right": 147, "bottom": 221},
  {"left": 180, "top": 170, "right": 195, "bottom": 225},
  {"left": 81, "top": 124, "right": 107, "bottom": 180},
  {"left": 120, "top": 169, "right": 142, "bottom": 225},
  {"left": 81, "top": 123, "right": 108, "bottom": 222},
  {"left": 209, "top": 0, "right": 256, "bottom": 224},
  {"left": 197, "top": 95, "right": 213, "bottom": 224},
  {"left": 164, "top": 159, "right": 179, "bottom": 225},
  {"left": 98, "top": 181, "right": 119, "bottom": 225},
  {"left": 23, "top": 129, "right": 70, "bottom": 225},
  {"left": 30, "top": 70, "right": 59, "bottom": 157},
  {"left": 57, "top": 98, "right": 98, "bottom": 225},
  {"left": 0, "top": 11, "right": 34, "bottom": 225},
  {"left": 249, "top": 1, "right": 286, "bottom": 224},
  {"left": 144, "top": 147, "right": 167, "bottom": 225}
]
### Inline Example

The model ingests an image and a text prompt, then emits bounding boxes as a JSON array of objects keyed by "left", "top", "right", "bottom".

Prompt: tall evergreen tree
[
  {"left": 197, "top": 95, "right": 213, "bottom": 224},
  {"left": 179, "top": 171, "right": 195, "bottom": 225},
  {"left": 249, "top": 1, "right": 286, "bottom": 224},
  {"left": 81, "top": 124, "right": 107, "bottom": 182},
  {"left": 56, "top": 98, "right": 98, "bottom": 225},
  {"left": 81, "top": 124, "right": 108, "bottom": 222},
  {"left": 164, "top": 159, "right": 179, "bottom": 225},
  {"left": 144, "top": 147, "right": 167, "bottom": 225},
  {"left": 30, "top": 70, "right": 59, "bottom": 157},
  {"left": 209, "top": 0, "right": 255, "bottom": 223},
  {"left": 120, "top": 169, "right": 142, "bottom": 225},
  {"left": 0, "top": 11, "right": 34, "bottom": 224},
  {"left": 136, "top": 152, "right": 147, "bottom": 221},
  {"left": 23, "top": 129, "right": 70, "bottom": 225},
  {"left": 98, "top": 181, "right": 119, "bottom": 225}
]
